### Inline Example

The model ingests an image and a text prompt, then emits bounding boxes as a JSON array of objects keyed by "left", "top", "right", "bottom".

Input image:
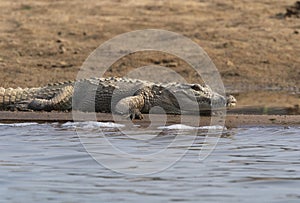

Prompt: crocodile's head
[{"left": 159, "top": 83, "right": 236, "bottom": 114}]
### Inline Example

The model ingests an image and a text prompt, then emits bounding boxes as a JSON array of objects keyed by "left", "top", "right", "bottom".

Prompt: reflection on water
[{"left": 0, "top": 122, "right": 299, "bottom": 202}]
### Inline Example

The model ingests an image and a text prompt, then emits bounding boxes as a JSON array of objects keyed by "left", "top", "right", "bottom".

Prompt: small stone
[
  {"left": 58, "top": 61, "right": 73, "bottom": 68},
  {"left": 166, "top": 62, "right": 178, "bottom": 67},
  {"left": 294, "top": 30, "right": 299, "bottom": 34},
  {"left": 226, "top": 60, "right": 234, "bottom": 67},
  {"left": 222, "top": 42, "right": 233, "bottom": 48},
  {"left": 59, "top": 61, "right": 67, "bottom": 66},
  {"left": 59, "top": 44, "right": 66, "bottom": 54}
]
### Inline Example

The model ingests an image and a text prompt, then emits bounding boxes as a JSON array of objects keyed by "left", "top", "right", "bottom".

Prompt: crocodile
[{"left": 0, "top": 77, "right": 236, "bottom": 119}]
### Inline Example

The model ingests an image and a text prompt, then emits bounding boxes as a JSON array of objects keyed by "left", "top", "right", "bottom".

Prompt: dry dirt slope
[{"left": 0, "top": 0, "right": 299, "bottom": 108}]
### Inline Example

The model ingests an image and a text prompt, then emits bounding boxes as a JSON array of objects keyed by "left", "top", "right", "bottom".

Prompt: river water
[{"left": 0, "top": 122, "right": 299, "bottom": 203}]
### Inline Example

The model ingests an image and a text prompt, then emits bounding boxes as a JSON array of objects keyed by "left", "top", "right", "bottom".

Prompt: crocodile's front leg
[{"left": 114, "top": 94, "right": 145, "bottom": 120}]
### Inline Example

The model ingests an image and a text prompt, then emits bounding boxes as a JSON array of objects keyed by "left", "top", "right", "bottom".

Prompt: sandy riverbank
[{"left": 0, "top": 0, "right": 299, "bottom": 110}]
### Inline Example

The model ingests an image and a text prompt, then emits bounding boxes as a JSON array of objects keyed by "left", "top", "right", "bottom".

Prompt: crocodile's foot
[
  {"left": 10, "top": 99, "right": 52, "bottom": 111},
  {"left": 117, "top": 109, "right": 144, "bottom": 120},
  {"left": 129, "top": 109, "right": 144, "bottom": 120},
  {"left": 27, "top": 99, "right": 53, "bottom": 111},
  {"left": 8, "top": 100, "right": 32, "bottom": 111}
]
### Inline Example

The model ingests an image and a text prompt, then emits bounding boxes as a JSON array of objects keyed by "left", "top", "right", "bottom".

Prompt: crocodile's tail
[{"left": 0, "top": 87, "right": 38, "bottom": 110}]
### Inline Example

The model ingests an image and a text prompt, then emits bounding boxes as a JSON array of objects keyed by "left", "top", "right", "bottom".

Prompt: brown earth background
[{"left": 0, "top": 0, "right": 299, "bottom": 111}]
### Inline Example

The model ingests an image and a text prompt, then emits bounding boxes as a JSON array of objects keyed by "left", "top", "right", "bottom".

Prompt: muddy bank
[{"left": 0, "top": 111, "right": 299, "bottom": 128}]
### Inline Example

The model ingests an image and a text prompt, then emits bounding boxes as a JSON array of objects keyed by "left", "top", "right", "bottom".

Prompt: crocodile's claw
[
  {"left": 129, "top": 109, "right": 144, "bottom": 120},
  {"left": 119, "top": 109, "right": 144, "bottom": 120}
]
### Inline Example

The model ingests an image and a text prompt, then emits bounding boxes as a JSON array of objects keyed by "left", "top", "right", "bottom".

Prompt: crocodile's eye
[{"left": 191, "top": 84, "right": 202, "bottom": 91}]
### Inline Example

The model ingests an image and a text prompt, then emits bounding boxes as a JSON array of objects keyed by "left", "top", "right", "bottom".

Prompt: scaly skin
[
  {"left": 0, "top": 80, "right": 74, "bottom": 111},
  {"left": 0, "top": 77, "right": 237, "bottom": 119}
]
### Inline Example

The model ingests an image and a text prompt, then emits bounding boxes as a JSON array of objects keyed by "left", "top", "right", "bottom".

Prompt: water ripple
[{"left": 0, "top": 123, "right": 299, "bottom": 202}]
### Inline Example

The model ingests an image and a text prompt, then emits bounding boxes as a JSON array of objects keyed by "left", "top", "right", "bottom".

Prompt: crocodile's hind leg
[{"left": 16, "top": 86, "right": 74, "bottom": 111}]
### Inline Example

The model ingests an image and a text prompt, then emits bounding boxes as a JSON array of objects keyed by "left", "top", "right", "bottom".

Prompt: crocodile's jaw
[
  {"left": 159, "top": 91, "right": 223, "bottom": 114},
  {"left": 178, "top": 89, "right": 237, "bottom": 111}
]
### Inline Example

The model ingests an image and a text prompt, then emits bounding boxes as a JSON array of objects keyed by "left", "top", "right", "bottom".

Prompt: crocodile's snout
[{"left": 226, "top": 95, "right": 237, "bottom": 107}]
